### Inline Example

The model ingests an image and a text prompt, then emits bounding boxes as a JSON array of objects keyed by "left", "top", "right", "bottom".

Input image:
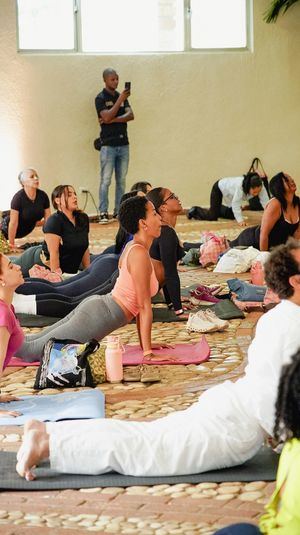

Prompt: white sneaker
[
  {"left": 186, "top": 311, "right": 218, "bottom": 333},
  {"left": 203, "top": 309, "right": 229, "bottom": 331}
]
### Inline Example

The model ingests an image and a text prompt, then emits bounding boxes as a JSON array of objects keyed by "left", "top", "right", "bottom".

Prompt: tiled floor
[{"left": 0, "top": 211, "right": 273, "bottom": 534}]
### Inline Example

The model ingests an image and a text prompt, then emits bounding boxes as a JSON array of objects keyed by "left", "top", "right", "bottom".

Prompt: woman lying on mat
[
  {"left": 188, "top": 173, "right": 269, "bottom": 226},
  {"left": 214, "top": 352, "right": 300, "bottom": 535},
  {"left": 11, "top": 185, "right": 90, "bottom": 277},
  {"left": 230, "top": 172, "right": 300, "bottom": 251},
  {"left": 16, "top": 239, "right": 300, "bottom": 480},
  {"left": 17, "top": 195, "right": 171, "bottom": 362},
  {"left": 147, "top": 187, "right": 193, "bottom": 318},
  {"left": 0, "top": 254, "right": 24, "bottom": 418}
]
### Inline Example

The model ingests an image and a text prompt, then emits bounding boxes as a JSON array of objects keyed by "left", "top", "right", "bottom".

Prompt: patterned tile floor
[{"left": 0, "top": 211, "right": 274, "bottom": 534}]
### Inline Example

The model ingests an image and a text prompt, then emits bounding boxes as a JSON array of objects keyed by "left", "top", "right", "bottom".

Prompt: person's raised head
[
  {"left": 131, "top": 181, "right": 152, "bottom": 195},
  {"left": 264, "top": 238, "right": 300, "bottom": 300},
  {"left": 274, "top": 349, "right": 300, "bottom": 443},
  {"left": 269, "top": 172, "right": 298, "bottom": 210},
  {"left": 119, "top": 196, "right": 161, "bottom": 238},
  {"left": 147, "top": 187, "right": 182, "bottom": 215},
  {"left": 51, "top": 185, "right": 78, "bottom": 213},
  {"left": 102, "top": 68, "right": 119, "bottom": 91},
  {"left": 18, "top": 168, "right": 39, "bottom": 188},
  {"left": 242, "top": 172, "right": 263, "bottom": 196},
  {"left": 0, "top": 253, "right": 24, "bottom": 290}
]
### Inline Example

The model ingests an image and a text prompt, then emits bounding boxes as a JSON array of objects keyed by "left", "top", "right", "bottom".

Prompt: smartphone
[{"left": 125, "top": 81, "right": 131, "bottom": 91}]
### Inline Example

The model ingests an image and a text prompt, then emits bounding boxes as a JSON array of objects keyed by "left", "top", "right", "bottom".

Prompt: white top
[
  {"left": 234, "top": 299, "right": 300, "bottom": 435},
  {"left": 218, "top": 176, "right": 269, "bottom": 223}
]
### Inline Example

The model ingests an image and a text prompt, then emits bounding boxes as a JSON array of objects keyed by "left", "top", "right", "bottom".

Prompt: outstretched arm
[
  {"left": 259, "top": 199, "right": 281, "bottom": 251},
  {"left": 127, "top": 247, "right": 153, "bottom": 353}
]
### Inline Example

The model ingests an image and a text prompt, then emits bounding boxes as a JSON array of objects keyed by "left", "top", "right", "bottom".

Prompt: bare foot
[{"left": 16, "top": 419, "right": 49, "bottom": 481}]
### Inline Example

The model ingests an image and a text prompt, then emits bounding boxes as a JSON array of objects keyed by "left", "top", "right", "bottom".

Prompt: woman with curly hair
[{"left": 230, "top": 172, "right": 300, "bottom": 251}]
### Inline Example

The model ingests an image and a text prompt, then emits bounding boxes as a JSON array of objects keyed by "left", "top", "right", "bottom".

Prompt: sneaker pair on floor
[
  {"left": 99, "top": 212, "right": 118, "bottom": 224},
  {"left": 189, "top": 284, "right": 222, "bottom": 306},
  {"left": 186, "top": 309, "right": 229, "bottom": 333}
]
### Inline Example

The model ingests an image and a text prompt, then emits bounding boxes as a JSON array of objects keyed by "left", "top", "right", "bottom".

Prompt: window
[{"left": 17, "top": 0, "right": 250, "bottom": 53}]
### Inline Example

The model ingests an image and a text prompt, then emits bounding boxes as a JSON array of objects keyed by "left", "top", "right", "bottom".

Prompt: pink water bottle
[{"left": 105, "top": 335, "right": 123, "bottom": 383}]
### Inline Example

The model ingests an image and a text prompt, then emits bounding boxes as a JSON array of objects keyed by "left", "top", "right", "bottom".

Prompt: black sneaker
[
  {"left": 99, "top": 212, "right": 109, "bottom": 224},
  {"left": 112, "top": 212, "right": 118, "bottom": 220}
]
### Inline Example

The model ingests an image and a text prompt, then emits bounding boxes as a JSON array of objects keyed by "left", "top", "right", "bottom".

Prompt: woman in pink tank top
[
  {"left": 0, "top": 253, "right": 25, "bottom": 418},
  {"left": 18, "top": 196, "right": 172, "bottom": 363}
]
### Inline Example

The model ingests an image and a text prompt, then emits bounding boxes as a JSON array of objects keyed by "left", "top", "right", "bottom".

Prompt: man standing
[{"left": 95, "top": 68, "right": 134, "bottom": 223}]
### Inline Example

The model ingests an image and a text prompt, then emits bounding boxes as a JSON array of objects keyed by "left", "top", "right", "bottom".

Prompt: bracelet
[
  {"left": 175, "top": 309, "right": 184, "bottom": 316},
  {"left": 143, "top": 350, "right": 153, "bottom": 357}
]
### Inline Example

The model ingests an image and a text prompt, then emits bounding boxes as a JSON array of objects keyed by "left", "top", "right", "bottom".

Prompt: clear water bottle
[{"left": 105, "top": 335, "right": 123, "bottom": 383}]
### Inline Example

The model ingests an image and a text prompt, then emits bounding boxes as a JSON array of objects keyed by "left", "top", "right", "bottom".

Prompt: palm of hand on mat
[{"left": 0, "top": 394, "right": 22, "bottom": 418}]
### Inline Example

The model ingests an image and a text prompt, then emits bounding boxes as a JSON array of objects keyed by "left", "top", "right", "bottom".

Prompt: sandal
[
  {"left": 123, "top": 366, "right": 141, "bottom": 382},
  {"left": 140, "top": 364, "right": 161, "bottom": 383}
]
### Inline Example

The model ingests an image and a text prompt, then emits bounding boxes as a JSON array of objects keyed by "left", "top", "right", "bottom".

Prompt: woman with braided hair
[
  {"left": 215, "top": 351, "right": 300, "bottom": 534},
  {"left": 16, "top": 239, "right": 300, "bottom": 481}
]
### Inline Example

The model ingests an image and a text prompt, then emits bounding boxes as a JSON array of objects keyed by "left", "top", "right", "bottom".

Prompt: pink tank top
[
  {"left": 0, "top": 301, "right": 24, "bottom": 370},
  {"left": 112, "top": 243, "right": 159, "bottom": 316}
]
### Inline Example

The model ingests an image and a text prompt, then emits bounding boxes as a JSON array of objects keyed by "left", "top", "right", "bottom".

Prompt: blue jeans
[
  {"left": 99, "top": 145, "right": 129, "bottom": 213},
  {"left": 214, "top": 523, "right": 261, "bottom": 534}
]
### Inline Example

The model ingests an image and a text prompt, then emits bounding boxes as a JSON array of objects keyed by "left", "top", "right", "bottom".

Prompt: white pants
[{"left": 46, "top": 383, "right": 265, "bottom": 476}]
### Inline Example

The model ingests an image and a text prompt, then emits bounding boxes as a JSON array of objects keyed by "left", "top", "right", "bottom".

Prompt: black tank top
[{"left": 268, "top": 205, "right": 300, "bottom": 248}]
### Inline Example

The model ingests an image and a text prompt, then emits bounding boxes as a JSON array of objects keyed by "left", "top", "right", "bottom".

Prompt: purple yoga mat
[{"left": 8, "top": 336, "right": 210, "bottom": 368}]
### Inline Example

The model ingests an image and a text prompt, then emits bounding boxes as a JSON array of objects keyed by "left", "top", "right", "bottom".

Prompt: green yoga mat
[
  {"left": 0, "top": 447, "right": 277, "bottom": 490},
  {"left": 17, "top": 313, "right": 58, "bottom": 327},
  {"left": 151, "top": 300, "right": 244, "bottom": 323}
]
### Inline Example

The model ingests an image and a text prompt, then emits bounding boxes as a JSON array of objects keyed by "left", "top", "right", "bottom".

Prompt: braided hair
[{"left": 274, "top": 350, "right": 300, "bottom": 443}]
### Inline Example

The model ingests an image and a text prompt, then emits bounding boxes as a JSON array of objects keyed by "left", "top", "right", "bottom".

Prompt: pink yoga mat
[
  {"left": 122, "top": 336, "right": 210, "bottom": 365},
  {"left": 8, "top": 336, "right": 210, "bottom": 368}
]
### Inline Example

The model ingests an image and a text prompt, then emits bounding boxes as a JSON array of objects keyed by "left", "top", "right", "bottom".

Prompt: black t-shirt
[
  {"left": 95, "top": 88, "right": 130, "bottom": 146},
  {"left": 42, "top": 211, "right": 89, "bottom": 273},
  {"left": 9, "top": 189, "right": 50, "bottom": 238},
  {"left": 150, "top": 226, "right": 185, "bottom": 311}
]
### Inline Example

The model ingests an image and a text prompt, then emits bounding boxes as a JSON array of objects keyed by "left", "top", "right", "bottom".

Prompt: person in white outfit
[
  {"left": 16, "top": 239, "right": 300, "bottom": 481},
  {"left": 188, "top": 173, "right": 269, "bottom": 226}
]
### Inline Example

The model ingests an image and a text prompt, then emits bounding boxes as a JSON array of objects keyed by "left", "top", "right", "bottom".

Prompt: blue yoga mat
[{"left": 0, "top": 389, "right": 105, "bottom": 425}]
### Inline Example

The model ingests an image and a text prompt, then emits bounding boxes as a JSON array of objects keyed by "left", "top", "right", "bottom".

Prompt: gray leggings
[{"left": 18, "top": 293, "right": 127, "bottom": 362}]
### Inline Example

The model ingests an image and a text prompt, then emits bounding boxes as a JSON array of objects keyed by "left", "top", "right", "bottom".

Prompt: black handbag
[{"left": 247, "top": 157, "right": 270, "bottom": 210}]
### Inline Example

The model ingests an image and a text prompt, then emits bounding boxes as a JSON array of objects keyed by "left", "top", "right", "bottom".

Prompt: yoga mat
[
  {"left": 0, "top": 390, "right": 105, "bottom": 426},
  {"left": 9, "top": 337, "right": 210, "bottom": 368},
  {"left": 123, "top": 336, "right": 210, "bottom": 365},
  {"left": 151, "top": 300, "right": 244, "bottom": 322},
  {"left": 17, "top": 313, "right": 58, "bottom": 327},
  {"left": 0, "top": 447, "right": 278, "bottom": 490}
]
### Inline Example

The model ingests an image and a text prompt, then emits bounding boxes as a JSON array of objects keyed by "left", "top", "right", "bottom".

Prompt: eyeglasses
[{"left": 163, "top": 192, "right": 178, "bottom": 203}]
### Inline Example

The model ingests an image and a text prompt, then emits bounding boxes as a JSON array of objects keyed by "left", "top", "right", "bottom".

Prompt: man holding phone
[{"left": 95, "top": 68, "right": 134, "bottom": 223}]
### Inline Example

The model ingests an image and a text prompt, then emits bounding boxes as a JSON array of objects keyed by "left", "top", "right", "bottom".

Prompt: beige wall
[{"left": 0, "top": 0, "right": 300, "bottom": 211}]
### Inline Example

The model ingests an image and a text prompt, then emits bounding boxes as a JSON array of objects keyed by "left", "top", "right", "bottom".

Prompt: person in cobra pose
[
  {"left": 16, "top": 239, "right": 300, "bottom": 481},
  {"left": 147, "top": 188, "right": 192, "bottom": 317},
  {"left": 0, "top": 168, "right": 50, "bottom": 251},
  {"left": 230, "top": 172, "right": 300, "bottom": 251},
  {"left": 0, "top": 254, "right": 25, "bottom": 418},
  {"left": 16, "top": 195, "right": 167, "bottom": 362},
  {"left": 10, "top": 185, "right": 90, "bottom": 277}
]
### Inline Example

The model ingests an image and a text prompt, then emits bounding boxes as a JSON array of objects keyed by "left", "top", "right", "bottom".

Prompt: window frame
[{"left": 16, "top": 0, "right": 253, "bottom": 55}]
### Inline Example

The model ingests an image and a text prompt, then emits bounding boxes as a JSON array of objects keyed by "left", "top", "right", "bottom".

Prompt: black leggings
[
  {"left": 229, "top": 226, "right": 260, "bottom": 249},
  {"left": 35, "top": 270, "right": 119, "bottom": 317},
  {"left": 16, "top": 254, "right": 119, "bottom": 297}
]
